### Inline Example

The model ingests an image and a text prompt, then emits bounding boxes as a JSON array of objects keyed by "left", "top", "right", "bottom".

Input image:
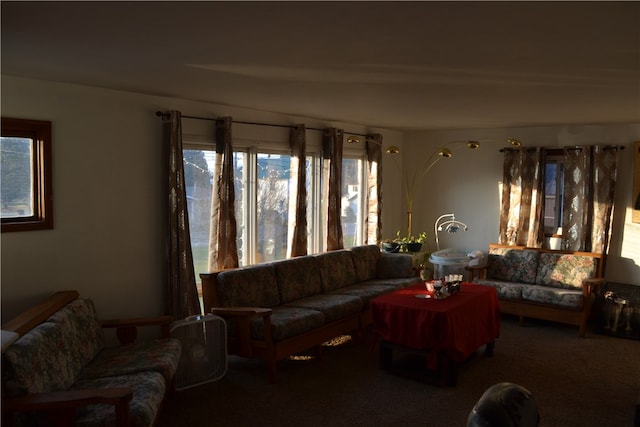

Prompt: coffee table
[{"left": 370, "top": 282, "right": 500, "bottom": 386}]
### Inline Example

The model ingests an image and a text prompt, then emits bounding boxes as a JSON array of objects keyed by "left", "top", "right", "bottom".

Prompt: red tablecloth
[{"left": 371, "top": 282, "right": 500, "bottom": 369}]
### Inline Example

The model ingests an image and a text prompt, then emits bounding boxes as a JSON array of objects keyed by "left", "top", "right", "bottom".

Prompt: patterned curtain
[
  {"left": 288, "top": 124, "right": 308, "bottom": 257},
  {"left": 499, "top": 147, "right": 546, "bottom": 247},
  {"left": 322, "top": 128, "right": 344, "bottom": 250},
  {"left": 562, "top": 145, "right": 618, "bottom": 253},
  {"left": 162, "top": 110, "right": 201, "bottom": 318},
  {"left": 365, "top": 134, "right": 383, "bottom": 245},
  {"left": 208, "top": 117, "right": 239, "bottom": 271}
]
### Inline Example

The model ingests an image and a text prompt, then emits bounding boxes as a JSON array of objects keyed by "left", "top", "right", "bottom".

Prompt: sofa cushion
[
  {"left": 329, "top": 283, "right": 397, "bottom": 306},
  {"left": 217, "top": 264, "right": 280, "bottom": 307},
  {"left": 79, "top": 338, "right": 182, "bottom": 384},
  {"left": 487, "top": 248, "right": 540, "bottom": 284},
  {"left": 3, "top": 298, "right": 108, "bottom": 396},
  {"left": 534, "top": 253, "right": 597, "bottom": 289},
  {"left": 349, "top": 245, "right": 381, "bottom": 281},
  {"left": 376, "top": 253, "right": 416, "bottom": 279},
  {"left": 3, "top": 321, "right": 80, "bottom": 396},
  {"left": 475, "top": 280, "right": 528, "bottom": 300},
  {"left": 47, "top": 298, "right": 105, "bottom": 359},
  {"left": 249, "top": 306, "right": 325, "bottom": 342},
  {"left": 274, "top": 256, "right": 323, "bottom": 304},
  {"left": 316, "top": 250, "right": 358, "bottom": 292},
  {"left": 72, "top": 371, "right": 166, "bottom": 427},
  {"left": 522, "top": 285, "right": 584, "bottom": 309},
  {"left": 357, "top": 277, "right": 421, "bottom": 290},
  {"left": 284, "top": 294, "right": 363, "bottom": 323}
]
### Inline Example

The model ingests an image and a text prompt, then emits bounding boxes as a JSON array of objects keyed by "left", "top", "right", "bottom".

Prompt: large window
[
  {"left": 183, "top": 139, "right": 366, "bottom": 281},
  {"left": 544, "top": 151, "right": 565, "bottom": 236},
  {"left": 1, "top": 117, "right": 53, "bottom": 232},
  {"left": 341, "top": 156, "right": 364, "bottom": 248}
]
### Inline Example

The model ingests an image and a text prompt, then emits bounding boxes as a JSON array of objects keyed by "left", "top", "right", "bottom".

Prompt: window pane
[
  {"left": 234, "top": 152, "right": 246, "bottom": 265},
  {"left": 341, "top": 157, "right": 362, "bottom": 248},
  {"left": 544, "top": 159, "right": 564, "bottom": 234},
  {"left": 183, "top": 149, "right": 214, "bottom": 279},
  {"left": 1, "top": 137, "right": 34, "bottom": 218},
  {"left": 256, "top": 153, "right": 290, "bottom": 263}
]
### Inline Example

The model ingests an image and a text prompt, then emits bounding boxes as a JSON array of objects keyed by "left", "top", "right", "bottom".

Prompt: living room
[
  {"left": 2, "top": 2, "right": 639, "bottom": 426},
  {"left": 2, "top": 1, "right": 639, "bottom": 322}
]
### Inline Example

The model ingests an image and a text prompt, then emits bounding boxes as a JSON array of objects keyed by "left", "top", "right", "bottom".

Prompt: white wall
[
  {"left": 401, "top": 125, "right": 640, "bottom": 286},
  {"left": 3, "top": 75, "right": 636, "bottom": 326},
  {"left": 0, "top": 76, "right": 403, "bottom": 323}
]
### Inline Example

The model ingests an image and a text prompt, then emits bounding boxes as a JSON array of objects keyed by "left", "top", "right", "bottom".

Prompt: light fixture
[
  {"left": 385, "top": 145, "right": 400, "bottom": 154},
  {"left": 386, "top": 138, "right": 519, "bottom": 238},
  {"left": 438, "top": 147, "right": 453, "bottom": 158},
  {"left": 346, "top": 135, "right": 360, "bottom": 144},
  {"left": 434, "top": 213, "right": 469, "bottom": 251},
  {"left": 507, "top": 138, "right": 522, "bottom": 147},
  {"left": 467, "top": 141, "right": 480, "bottom": 149},
  {"left": 386, "top": 141, "right": 476, "bottom": 238}
]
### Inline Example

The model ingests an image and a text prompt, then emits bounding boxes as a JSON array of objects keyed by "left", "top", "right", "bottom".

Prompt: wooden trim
[
  {"left": 4, "top": 388, "right": 132, "bottom": 427},
  {"left": 1, "top": 291, "right": 79, "bottom": 336},
  {"left": 200, "top": 272, "right": 223, "bottom": 311},
  {"left": 1, "top": 117, "right": 54, "bottom": 233}
]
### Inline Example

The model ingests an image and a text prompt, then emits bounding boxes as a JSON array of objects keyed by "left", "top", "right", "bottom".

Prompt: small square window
[{"left": 1, "top": 117, "right": 53, "bottom": 232}]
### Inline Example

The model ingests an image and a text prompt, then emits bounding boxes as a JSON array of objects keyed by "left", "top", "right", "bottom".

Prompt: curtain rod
[
  {"left": 155, "top": 111, "right": 370, "bottom": 138},
  {"left": 500, "top": 145, "right": 626, "bottom": 152}
]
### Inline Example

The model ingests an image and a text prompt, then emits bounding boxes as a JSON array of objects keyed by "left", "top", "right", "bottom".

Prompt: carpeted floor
[{"left": 158, "top": 316, "right": 640, "bottom": 427}]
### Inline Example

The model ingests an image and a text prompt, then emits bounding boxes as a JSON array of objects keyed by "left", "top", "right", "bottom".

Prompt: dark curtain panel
[
  {"left": 208, "top": 117, "right": 239, "bottom": 270},
  {"left": 366, "top": 134, "right": 383, "bottom": 245},
  {"left": 163, "top": 110, "right": 201, "bottom": 318},
  {"left": 562, "top": 145, "right": 618, "bottom": 253},
  {"left": 499, "top": 147, "right": 546, "bottom": 247},
  {"left": 322, "top": 128, "right": 344, "bottom": 250},
  {"left": 289, "top": 124, "right": 308, "bottom": 257}
]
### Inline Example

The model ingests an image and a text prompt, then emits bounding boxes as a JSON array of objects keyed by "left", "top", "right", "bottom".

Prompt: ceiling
[{"left": 2, "top": 1, "right": 639, "bottom": 132}]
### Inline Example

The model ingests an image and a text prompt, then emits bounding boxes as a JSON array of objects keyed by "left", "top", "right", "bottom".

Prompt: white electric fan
[{"left": 170, "top": 313, "right": 228, "bottom": 390}]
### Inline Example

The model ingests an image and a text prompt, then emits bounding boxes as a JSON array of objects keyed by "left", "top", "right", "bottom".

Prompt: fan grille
[{"left": 170, "top": 314, "right": 227, "bottom": 390}]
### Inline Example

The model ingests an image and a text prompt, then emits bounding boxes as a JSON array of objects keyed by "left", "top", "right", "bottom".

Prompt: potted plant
[
  {"left": 381, "top": 239, "right": 401, "bottom": 253},
  {"left": 395, "top": 231, "right": 428, "bottom": 253}
]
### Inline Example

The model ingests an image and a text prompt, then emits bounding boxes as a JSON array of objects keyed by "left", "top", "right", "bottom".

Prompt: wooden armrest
[
  {"left": 582, "top": 278, "right": 604, "bottom": 296},
  {"left": 3, "top": 388, "right": 132, "bottom": 426},
  {"left": 465, "top": 264, "right": 488, "bottom": 281},
  {"left": 2, "top": 291, "right": 79, "bottom": 337},
  {"left": 209, "top": 307, "right": 273, "bottom": 357},
  {"left": 100, "top": 316, "right": 175, "bottom": 344},
  {"left": 210, "top": 307, "right": 272, "bottom": 318}
]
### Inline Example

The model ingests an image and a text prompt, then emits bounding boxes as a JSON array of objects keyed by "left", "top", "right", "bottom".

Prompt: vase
[
  {"left": 382, "top": 242, "right": 400, "bottom": 253},
  {"left": 406, "top": 242, "right": 423, "bottom": 253}
]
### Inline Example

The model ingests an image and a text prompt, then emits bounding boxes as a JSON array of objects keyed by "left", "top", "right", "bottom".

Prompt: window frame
[
  {"left": 1, "top": 117, "right": 53, "bottom": 232},
  {"left": 544, "top": 149, "right": 564, "bottom": 237},
  {"left": 182, "top": 134, "right": 368, "bottom": 273}
]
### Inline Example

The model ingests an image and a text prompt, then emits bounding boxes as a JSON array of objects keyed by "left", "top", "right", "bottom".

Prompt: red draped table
[{"left": 370, "top": 282, "right": 500, "bottom": 386}]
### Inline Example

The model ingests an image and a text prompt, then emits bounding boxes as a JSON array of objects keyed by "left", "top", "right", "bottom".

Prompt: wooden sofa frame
[
  {"left": 200, "top": 272, "right": 365, "bottom": 383},
  {"left": 1, "top": 290, "right": 176, "bottom": 427},
  {"left": 467, "top": 244, "right": 605, "bottom": 337}
]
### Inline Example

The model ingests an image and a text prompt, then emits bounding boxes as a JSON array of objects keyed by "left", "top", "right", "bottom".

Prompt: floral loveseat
[
  {"left": 2, "top": 291, "right": 181, "bottom": 427},
  {"left": 200, "top": 245, "right": 421, "bottom": 382},
  {"left": 468, "top": 244, "right": 604, "bottom": 337}
]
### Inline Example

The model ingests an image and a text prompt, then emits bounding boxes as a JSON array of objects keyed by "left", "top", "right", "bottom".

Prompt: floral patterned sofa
[
  {"left": 200, "top": 245, "right": 421, "bottom": 383},
  {"left": 468, "top": 244, "right": 604, "bottom": 337},
  {"left": 2, "top": 290, "right": 181, "bottom": 427}
]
